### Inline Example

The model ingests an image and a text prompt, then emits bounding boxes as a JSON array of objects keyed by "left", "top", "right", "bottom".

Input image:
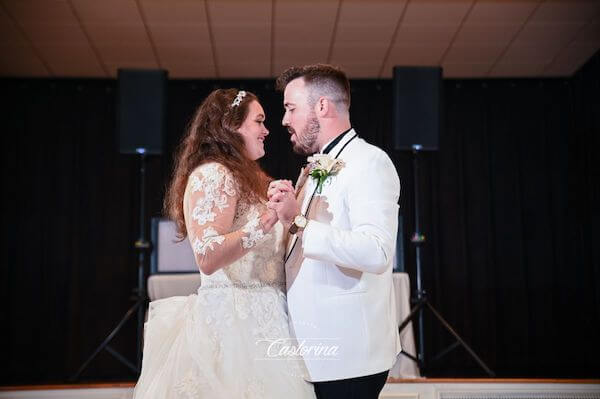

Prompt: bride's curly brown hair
[{"left": 164, "top": 88, "right": 271, "bottom": 239}]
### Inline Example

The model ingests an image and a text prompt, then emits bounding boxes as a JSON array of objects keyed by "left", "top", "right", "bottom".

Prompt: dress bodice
[
  {"left": 182, "top": 162, "right": 285, "bottom": 291},
  {"left": 200, "top": 200, "right": 285, "bottom": 289}
]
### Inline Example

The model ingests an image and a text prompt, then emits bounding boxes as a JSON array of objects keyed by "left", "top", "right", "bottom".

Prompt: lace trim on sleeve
[
  {"left": 189, "top": 163, "right": 237, "bottom": 255},
  {"left": 191, "top": 164, "right": 237, "bottom": 227},
  {"left": 192, "top": 226, "right": 226, "bottom": 255}
]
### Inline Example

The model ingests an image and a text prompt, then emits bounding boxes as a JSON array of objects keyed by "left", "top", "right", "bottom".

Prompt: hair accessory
[{"left": 231, "top": 90, "right": 247, "bottom": 107}]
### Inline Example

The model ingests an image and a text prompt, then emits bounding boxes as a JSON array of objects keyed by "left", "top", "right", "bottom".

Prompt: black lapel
[{"left": 284, "top": 132, "right": 358, "bottom": 264}]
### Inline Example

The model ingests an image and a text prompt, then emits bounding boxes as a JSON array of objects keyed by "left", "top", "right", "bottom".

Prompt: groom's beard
[{"left": 291, "top": 114, "right": 320, "bottom": 156}]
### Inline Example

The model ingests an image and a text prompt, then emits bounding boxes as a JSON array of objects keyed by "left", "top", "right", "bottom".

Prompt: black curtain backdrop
[{"left": 1, "top": 52, "right": 598, "bottom": 384}]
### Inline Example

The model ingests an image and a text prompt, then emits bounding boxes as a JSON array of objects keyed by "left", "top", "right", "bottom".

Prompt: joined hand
[{"left": 267, "top": 179, "right": 300, "bottom": 226}]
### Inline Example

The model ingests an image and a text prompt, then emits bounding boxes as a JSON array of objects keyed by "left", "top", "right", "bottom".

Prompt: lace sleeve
[{"left": 184, "top": 163, "right": 269, "bottom": 275}]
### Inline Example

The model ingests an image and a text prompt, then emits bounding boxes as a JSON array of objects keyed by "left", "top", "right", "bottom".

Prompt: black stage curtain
[{"left": 1, "top": 52, "right": 598, "bottom": 384}]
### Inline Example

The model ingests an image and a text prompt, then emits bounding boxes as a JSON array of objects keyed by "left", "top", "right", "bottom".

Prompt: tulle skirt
[{"left": 133, "top": 284, "right": 316, "bottom": 399}]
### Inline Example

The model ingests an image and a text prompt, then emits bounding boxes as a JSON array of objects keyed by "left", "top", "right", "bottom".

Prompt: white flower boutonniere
[{"left": 307, "top": 154, "right": 345, "bottom": 194}]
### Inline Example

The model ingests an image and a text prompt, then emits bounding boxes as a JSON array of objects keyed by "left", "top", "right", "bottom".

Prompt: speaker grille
[
  {"left": 393, "top": 66, "right": 442, "bottom": 151},
  {"left": 117, "top": 68, "right": 167, "bottom": 155}
]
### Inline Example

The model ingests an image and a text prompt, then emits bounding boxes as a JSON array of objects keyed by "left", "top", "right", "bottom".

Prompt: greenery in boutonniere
[{"left": 307, "top": 154, "right": 345, "bottom": 193}]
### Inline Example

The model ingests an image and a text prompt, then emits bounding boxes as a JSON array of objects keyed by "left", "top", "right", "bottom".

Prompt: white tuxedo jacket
[{"left": 285, "top": 129, "right": 401, "bottom": 382}]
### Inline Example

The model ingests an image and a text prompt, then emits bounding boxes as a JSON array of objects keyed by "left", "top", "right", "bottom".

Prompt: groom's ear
[{"left": 315, "top": 96, "right": 329, "bottom": 117}]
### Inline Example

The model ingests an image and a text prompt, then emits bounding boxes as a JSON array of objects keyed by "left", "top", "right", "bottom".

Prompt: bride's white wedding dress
[{"left": 133, "top": 162, "right": 315, "bottom": 399}]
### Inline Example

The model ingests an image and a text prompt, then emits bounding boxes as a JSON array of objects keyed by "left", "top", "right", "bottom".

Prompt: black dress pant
[{"left": 313, "top": 370, "right": 389, "bottom": 399}]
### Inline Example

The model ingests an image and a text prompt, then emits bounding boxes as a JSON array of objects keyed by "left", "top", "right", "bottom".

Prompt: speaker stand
[
  {"left": 71, "top": 152, "right": 149, "bottom": 381},
  {"left": 398, "top": 145, "right": 495, "bottom": 377}
]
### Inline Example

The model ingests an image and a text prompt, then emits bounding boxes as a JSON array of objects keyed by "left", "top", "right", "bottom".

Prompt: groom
[{"left": 268, "top": 64, "right": 401, "bottom": 399}]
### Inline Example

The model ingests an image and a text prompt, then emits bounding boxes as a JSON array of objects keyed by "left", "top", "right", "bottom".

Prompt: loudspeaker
[
  {"left": 117, "top": 69, "right": 167, "bottom": 155},
  {"left": 393, "top": 66, "right": 442, "bottom": 151},
  {"left": 150, "top": 218, "right": 198, "bottom": 274}
]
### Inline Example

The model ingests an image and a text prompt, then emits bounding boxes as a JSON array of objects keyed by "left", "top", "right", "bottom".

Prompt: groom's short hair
[{"left": 276, "top": 64, "right": 351, "bottom": 112}]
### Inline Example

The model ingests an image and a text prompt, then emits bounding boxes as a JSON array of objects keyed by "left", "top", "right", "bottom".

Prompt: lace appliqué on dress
[
  {"left": 189, "top": 164, "right": 237, "bottom": 255},
  {"left": 190, "top": 164, "right": 237, "bottom": 226},
  {"left": 241, "top": 208, "right": 266, "bottom": 249},
  {"left": 173, "top": 368, "right": 210, "bottom": 399},
  {"left": 192, "top": 226, "right": 226, "bottom": 255}
]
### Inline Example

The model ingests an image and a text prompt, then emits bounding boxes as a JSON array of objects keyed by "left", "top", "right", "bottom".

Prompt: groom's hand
[
  {"left": 267, "top": 180, "right": 294, "bottom": 200},
  {"left": 267, "top": 191, "right": 300, "bottom": 227}
]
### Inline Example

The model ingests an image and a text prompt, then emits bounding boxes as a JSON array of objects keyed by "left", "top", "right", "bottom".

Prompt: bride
[{"left": 133, "top": 89, "right": 316, "bottom": 398}]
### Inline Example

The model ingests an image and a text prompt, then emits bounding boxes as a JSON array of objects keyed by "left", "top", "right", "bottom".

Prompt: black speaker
[
  {"left": 393, "top": 66, "right": 442, "bottom": 151},
  {"left": 117, "top": 69, "right": 167, "bottom": 155}
]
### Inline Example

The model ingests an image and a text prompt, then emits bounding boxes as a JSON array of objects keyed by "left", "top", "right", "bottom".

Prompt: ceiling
[{"left": 1, "top": 0, "right": 599, "bottom": 79}]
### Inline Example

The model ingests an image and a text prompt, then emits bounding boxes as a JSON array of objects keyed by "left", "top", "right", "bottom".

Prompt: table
[{"left": 389, "top": 272, "right": 421, "bottom": 378}]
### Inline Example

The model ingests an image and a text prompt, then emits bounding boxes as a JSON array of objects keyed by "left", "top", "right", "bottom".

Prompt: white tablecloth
[
  {"left": 147, "top": 271, "right": 420, "bottom": 378},
  {"left": 389, "top": 272, "right": 420, "bottom": 378},
  {"left": 148, "top": 273, "right": 201, "bottom": 299}
]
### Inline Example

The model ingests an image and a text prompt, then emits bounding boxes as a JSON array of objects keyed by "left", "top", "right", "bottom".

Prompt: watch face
[{"left": 295, "top": 215, "right": 307, "bottom": 228}]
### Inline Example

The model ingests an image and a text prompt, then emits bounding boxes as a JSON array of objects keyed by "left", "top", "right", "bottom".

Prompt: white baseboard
[
  {"left": 1, "top": 382, "right": 598, "bottom": 399},
  {"left": 0, "top": 388, "right": 134, "bottom": 399},
  {"left": 381, "top": 382, "right": 600, "bottom": 399}
]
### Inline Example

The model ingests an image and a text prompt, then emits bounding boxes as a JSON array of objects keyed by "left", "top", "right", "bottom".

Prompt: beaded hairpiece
[{"left": 231, "top": 90, "right": 247, "bottom": 107}]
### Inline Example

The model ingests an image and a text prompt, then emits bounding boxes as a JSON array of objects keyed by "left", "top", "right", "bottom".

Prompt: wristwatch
[{"left": 289, "top": 215, "right": 308, "bottom": 235}]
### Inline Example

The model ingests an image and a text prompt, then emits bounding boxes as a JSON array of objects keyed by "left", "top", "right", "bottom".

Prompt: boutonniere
[{"left": 306, "top": 154, "right": 345, "bottom": 194}]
